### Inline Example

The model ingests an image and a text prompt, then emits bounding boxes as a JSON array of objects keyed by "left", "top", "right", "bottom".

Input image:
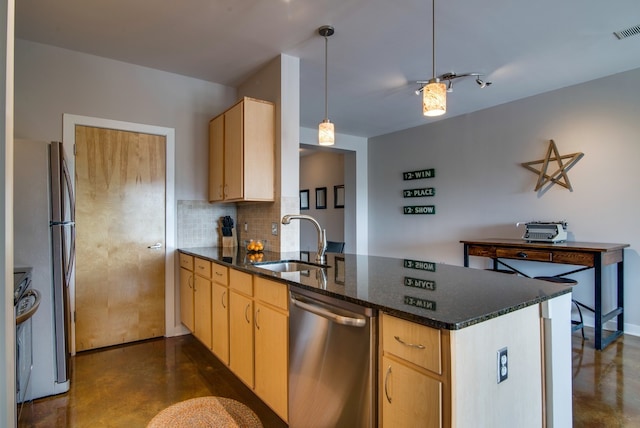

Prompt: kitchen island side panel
[{"left": 450, "top": 304, "right": 543, "bottom": 428}]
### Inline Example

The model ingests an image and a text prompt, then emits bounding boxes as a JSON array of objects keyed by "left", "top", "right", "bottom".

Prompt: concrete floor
[{"left": 17, "top": 328, "right": 640, "bottom": 427}]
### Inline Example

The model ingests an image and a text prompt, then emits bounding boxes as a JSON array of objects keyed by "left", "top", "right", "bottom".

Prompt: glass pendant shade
[
  {"left": 423, "top": 81, "right": 447, "bottom": 117},
  {"left": 318, "top": 119, "right": 335, "bottom": 146}
]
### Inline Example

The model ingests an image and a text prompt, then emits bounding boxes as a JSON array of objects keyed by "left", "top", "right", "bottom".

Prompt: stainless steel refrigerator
[{"left": 14, "top": 139, "right": 75, "bottom": 400}]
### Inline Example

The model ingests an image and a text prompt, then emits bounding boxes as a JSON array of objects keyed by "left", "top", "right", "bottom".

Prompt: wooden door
[
  {"left": 381, "top": 355, "right": 442, "bottom": 428},
  {"left": 180, "top": 267, "right": 194, "bottom": 332},
  {"left": 75, "top": 125, "right": 166, "bottom": 351},
  {"left": 254, "top": 302, "right": 289, "bottom": 421},
  {"left": 212, "top": 282, "right": 229, "bottom": 364},
  {"left": 208, "top": 115, "right": 224, "bottom": 202},
  {"left": 224, "top": 101, "right": 244, "bottom": 200},
  {"left": 194, "top": 275, "right": 212, "bottom": 349},
  {"left": 229, "top": 290, "right": 254, "bottom": 387}
]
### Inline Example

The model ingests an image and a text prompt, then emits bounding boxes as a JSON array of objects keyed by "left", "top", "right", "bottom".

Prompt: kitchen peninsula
[{"left": 178, "top": 247, "right": 573, "bottom": 427}]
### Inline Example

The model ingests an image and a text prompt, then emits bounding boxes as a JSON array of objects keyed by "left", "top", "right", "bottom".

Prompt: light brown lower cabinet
[
  {"left": 211, "top": 262, "right": 229, "bottom": 364},
  {"left": 380, "top": 313, "right": 448, "bottom": 428},
  {"left": 193, "top": 275, "right": 212, "bottom": 349},
  {"left": 212, "top": 282, "right": 229, "bottom": 364},
  {"left": 229, "top": 289, "right": 254, "bottom": 387},
  {"left": 254, "top": 276, "right": 289, "bottom": 422},
  {"left": 179, "top": 265, "right": 194, "bottom": 332},
  {"left": 381, "top": 355, "right": 442, "bottom": 428}
]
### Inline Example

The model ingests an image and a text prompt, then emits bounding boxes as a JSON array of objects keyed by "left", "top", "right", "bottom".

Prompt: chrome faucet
[{"left": 282, "top": 214, "right": 327, "bottom": 264}]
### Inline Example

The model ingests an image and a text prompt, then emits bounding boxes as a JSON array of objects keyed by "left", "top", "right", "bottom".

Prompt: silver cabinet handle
[
  {"left": 394, "top": 335, "right": 425, "bottom": 350},
  {"left": 147, "top": 242, "right": 162, "bottom": 249},
  {"left": 244, "top": 304, "right": 251, "bottom": 323},
  {"left": 188, "top": 275, "right": 193, "bottom": 289},
  {"left": 255, "top": 308, "right": 261, "bottom": 330},
  {"left": 221, "top": 291, "right": 226, "bottom": 309},
  {"left": 384, "top": 365, "right": 392, "bottom": 403}
]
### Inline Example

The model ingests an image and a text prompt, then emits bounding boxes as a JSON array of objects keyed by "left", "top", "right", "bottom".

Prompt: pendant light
[
  {"left": 318, "top": 25, "right": 335, "bottom": 146},
  {"left": 423, "top": 0, "right": 446, "bottom": 117}
]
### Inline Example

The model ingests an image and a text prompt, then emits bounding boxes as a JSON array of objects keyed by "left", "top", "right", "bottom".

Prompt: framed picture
[
  {"left": 300, "top": 189, "right": 309, "bottom": 210},
  {"left": 316, "top": 187, "right": 327, "bottom": 209},
  {"left": 334, "top": 185, "right": 345, "bottom": 208}
]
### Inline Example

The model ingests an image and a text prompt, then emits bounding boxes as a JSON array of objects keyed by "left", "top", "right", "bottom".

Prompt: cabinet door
[
  {"left": 208, "top": 115, "right": 224, "bottom": 202},
  {"left": 179, "top": 267, "right": 194, "bottom": 332},
  {"left": 381, "top": 355, "right": 442, "bottom": 428},
  {"left": 194, "top": 276, "right": 212, "bottom": 349},
  {"left": 254, "top": 302, "right": 288, "bottom": 422},
  {"left": 230, "top": 291, "right": 254, "bottom": 387},
  {"left": 224, "top": 101, "right": 244, "bottom": 200},
  {"left": 212, "top": 282, "right": 229, "bottom": 364}
]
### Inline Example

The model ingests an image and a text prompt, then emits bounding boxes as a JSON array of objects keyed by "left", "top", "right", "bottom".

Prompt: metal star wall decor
[{"left": 521, "top": 139, "right": 584, "bottom": 191}]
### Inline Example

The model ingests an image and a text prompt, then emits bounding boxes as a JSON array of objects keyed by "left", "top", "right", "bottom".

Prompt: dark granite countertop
[{"left": 179, "top": 247, "right": 571, "bottom": 331}]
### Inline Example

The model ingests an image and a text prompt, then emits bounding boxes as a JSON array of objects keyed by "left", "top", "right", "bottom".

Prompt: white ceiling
[{"left": 15, "top": 0, "right": 640, "bottom": 138}]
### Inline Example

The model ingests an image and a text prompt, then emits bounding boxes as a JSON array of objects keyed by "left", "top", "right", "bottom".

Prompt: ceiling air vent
[{"left": 613, "top": 24, "right": 640, "bottom": 40}]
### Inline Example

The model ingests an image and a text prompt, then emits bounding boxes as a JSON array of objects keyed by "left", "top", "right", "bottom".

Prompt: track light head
[{"left": 475, "top": 77, "right": 492, "bottom": 88}]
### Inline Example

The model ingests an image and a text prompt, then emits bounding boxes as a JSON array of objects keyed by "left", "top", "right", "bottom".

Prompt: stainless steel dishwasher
[{"left": 289, "top": 286, "right": 376, "bottom": 428}]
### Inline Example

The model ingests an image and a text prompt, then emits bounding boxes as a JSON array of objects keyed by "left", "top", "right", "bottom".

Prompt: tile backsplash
[{"left": 177, "top": 200, "right": 237, "bottom": 248}]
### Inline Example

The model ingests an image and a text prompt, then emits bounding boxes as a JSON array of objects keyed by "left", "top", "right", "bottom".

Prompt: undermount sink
[{"left": 253, "top": 260, "right": 329, "bottom": 273}]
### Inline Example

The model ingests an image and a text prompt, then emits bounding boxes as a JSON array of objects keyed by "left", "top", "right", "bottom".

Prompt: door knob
[{"left": 147, "top": 243, "right": 162, "bottom": 249}]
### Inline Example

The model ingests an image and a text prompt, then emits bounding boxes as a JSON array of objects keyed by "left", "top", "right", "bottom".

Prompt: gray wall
[
  {"left": 15, "top": 39, "right": 236, "bottom": 201},
  {"left": 368, "top": 67, "right": 640, "bottom": 334}
]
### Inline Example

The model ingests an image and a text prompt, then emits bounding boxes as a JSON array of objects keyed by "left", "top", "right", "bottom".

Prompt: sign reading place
[{"left": 403, "top": 187, "right": 435, "bottom": 198}]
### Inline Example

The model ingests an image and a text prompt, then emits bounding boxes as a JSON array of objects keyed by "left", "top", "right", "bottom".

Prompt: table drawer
[
  {"left": 496, "top": 248, "right": 552, "bottom": 262},
  {"left": 551, "top": 251, "right": 595, "bottom": 267},
  {"left": 179, "top": 253, "right": 194, "bottom": 270},
  {"left": 212, "top": 262, "right": 228, "bottom": 285},
  {"left": 382, "top": 313, "right": 441, "bottom": 375}
]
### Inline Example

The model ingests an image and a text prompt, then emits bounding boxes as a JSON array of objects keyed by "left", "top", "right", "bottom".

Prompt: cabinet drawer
[
  {"left": 179, "top": 253, "right": 194, "bottom": 270},
  {"left": 212, "top": 262, "right": 229, "bottom": 285},
  {"left": 194, "top": 257, "right": 212, "bottom": 278},
  {"left": 382, "top": 313, "right": 441, "bottom": 374},
  {"left": 255, "top": 276, "right": 288, "bottom": 311},
  {"left": 230, "top": 269, "right": 253, "bottom": 296},
  {"left": 495, "top": 248, "right": 552, "bottom": 262}
]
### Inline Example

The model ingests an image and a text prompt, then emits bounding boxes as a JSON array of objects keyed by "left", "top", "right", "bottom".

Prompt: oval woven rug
[{"left": 147, "top": 396, "right": 263, "bottom": 428}]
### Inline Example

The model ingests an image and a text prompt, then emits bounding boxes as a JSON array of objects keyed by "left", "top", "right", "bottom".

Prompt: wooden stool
[
  {"left": 535, "top": 276, "right": 586, "bottom": 340},
  {"left": 147, "top": 396, "right": 263, "bottom": 428}
]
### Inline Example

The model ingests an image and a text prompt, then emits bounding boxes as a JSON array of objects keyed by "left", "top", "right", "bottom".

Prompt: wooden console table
[{"left": 461, "top": 238, "right": 629, "bottom": 350}]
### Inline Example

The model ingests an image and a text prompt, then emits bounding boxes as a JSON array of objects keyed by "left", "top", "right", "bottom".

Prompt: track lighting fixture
[{"left": 416, "top": 72, "right": 492, "bottom": 97}]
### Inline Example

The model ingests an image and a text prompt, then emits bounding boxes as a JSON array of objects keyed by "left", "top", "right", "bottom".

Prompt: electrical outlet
[
  {"left": 497, "top": 347, "right": 508, "bottom": 383},
  {"left": 271, "top": 222, "right": 278, "bottom": 236}
]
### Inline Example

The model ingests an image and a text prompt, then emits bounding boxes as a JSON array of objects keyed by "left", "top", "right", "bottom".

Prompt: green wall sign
[
  {"left": 403, "top": 205, "right": 436, "bottom": 215},
  {"left": 403, "top": 187, "right": 435, "bottom": 198},
  {"left": 403, "top": 168, "right": 435, "bottom": 180}
]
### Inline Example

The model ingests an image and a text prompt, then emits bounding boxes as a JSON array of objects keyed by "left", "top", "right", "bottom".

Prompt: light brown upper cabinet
[{"left": 209, "top": 97, "right": 275, "bottom": 203}]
